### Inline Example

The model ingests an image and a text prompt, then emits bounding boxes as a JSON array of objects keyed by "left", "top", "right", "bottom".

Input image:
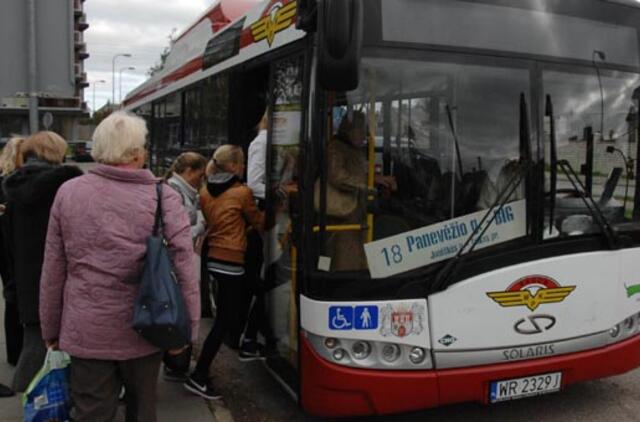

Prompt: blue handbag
[{"left": 132, "top": 183, "right": 191, "bottom": 350}]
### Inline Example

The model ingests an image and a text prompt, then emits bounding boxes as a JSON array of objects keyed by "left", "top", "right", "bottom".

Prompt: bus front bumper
[{"left": 300, "top": 334, "right": 640, "bottom": 417}]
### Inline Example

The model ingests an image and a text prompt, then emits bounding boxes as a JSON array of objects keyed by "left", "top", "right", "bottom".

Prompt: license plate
[{"left": 489, "top": 372, "right": 562, "bottom": 403}]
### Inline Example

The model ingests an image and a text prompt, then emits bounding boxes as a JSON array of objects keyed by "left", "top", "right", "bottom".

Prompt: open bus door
[{"left": 261, "top": 53, "right": 306, "bottom": 396}]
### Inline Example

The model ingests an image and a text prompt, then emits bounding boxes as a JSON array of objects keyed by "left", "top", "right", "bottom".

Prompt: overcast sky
[{"left": 84, "top": 0, "right": 212, "bottom": 112}]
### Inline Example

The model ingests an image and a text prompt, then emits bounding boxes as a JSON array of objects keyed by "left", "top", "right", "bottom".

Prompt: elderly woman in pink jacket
[{"left": 39, "top": 112, "right": 200, "bottom": 422}]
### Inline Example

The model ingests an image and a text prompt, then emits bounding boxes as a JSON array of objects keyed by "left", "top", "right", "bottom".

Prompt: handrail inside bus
[
  {"left": 546, "top": 95, "right": 558, "bottom": 236},
  {"left": 312, "top": 224, "right": 364, "bottom": 233}
]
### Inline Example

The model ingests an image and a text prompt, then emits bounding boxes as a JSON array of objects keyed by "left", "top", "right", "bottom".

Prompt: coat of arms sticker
[{"left": 379, "top": 303, "right": 425, "bottom": 338}]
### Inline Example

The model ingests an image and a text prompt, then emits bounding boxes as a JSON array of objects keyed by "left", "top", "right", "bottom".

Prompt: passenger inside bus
[
  {"left": 476, "top": 158, "right": 524, "bottom": 210},
  {"left": 323, "top": 111, "right": 396, "bottom": 271}
]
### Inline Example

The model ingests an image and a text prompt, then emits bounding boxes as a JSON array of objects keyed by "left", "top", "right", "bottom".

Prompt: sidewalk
[{"left": 0, "top": 299, "right": 217, "bottom": 422}]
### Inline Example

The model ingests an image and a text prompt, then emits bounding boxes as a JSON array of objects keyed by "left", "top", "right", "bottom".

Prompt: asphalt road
[{"left": 210, "top": 346, "right": 640, "bottom": 421}]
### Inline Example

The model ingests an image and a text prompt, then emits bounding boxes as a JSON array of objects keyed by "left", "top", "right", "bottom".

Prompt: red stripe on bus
[
  {"left": 161, "top": 57, "right": 204, "bottom": 84},
  {"left": 239, "top": 27, "right": 255, "bottom": 48},
  {"left": 124, "top": 56, "right": 206, "bottom": 107},
  {"left": 124, "top": 27, "right": 264, "bottom": 107},
  {"left": 174, "top": 5, "right": 229, "bottom": 44}
]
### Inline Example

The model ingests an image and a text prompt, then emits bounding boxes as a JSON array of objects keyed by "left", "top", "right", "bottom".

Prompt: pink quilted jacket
[{"left": 39, "top": 165, "right": 200, "bottom": 360}]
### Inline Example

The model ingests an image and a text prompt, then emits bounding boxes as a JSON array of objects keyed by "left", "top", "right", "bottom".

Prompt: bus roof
[{"left": 124, "top": 0, "right": 305, "bottom": 110}]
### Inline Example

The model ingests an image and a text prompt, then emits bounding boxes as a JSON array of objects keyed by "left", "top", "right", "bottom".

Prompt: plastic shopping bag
[{"left": 22, "top": 349, "right": 72, "bottom": 422}]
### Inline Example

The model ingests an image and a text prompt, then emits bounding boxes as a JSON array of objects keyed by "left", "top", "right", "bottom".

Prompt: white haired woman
[{"left": 39, "top": 112, "right": 201, "bottom": 422}]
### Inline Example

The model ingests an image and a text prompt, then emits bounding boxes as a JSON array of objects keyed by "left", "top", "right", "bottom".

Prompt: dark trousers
[
  {"left": 4, "top": 301, "right": 22, "bottom": 365},
  {"left": 12, "top": 325, "right": 45, "bottom": 392},
  {"left": 193, "top": 270, "right": 244, "bottom": 380},
  {"left": 243, "top": 285, "right": 276, "bottom": 346},
  {"left": 243, "top": 231, "right": 276, "bottom": 345},
  {"left": 70, "top": 352, "right": 162, "bottom": 422},
  {"left": 162, "top": 346, "right": 191, "bottom": 373}
]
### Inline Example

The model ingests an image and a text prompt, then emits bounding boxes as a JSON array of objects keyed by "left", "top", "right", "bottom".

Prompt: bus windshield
[
  {"left": 318, "top": 56, "right": 531, "bottom": 276},
  {"left": 314, "top": 0, "right": 640, "bottom": 281}
]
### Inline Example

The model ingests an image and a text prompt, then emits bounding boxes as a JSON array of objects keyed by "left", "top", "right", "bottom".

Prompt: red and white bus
[{"left": 125, "top": 0, "right": 640, "bottom": 416}]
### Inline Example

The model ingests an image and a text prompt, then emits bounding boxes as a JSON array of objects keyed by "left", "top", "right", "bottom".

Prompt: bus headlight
[
  {"left": 609, "top": 324, "right": 620, "bottom": 338},
  {"left": 382, "top": 344, "right": 401, "bottom": 362},
  {"left": 324, "top": 338, "right": 339, "bottom": 349},
  {"left": 306, "top": 332, "right": 432, "bottom": 370},
  {"left": 624, "top": 317, "right": 635, "bottom": 331},
  {"left": 332, "top": 348, "right": 346, "bottom": 361},
  {"left": 409, "top": 347, "right": 426, "bottom": 364},
  {"left": 351, "top": 341, "right": 371, "bottom": 360}
]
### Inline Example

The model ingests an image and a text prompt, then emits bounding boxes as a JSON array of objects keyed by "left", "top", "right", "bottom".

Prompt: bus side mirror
[
  {"left": 317, "top": 0, "right": 363, "bottom": 92},
  {"left": 296, "top": 0, "right": 318, "bottom": 32}
]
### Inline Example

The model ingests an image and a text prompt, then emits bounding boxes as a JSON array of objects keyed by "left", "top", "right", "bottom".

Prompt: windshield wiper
[
  {"left": 431, "top": 93, "right": 532, "bottom": 293},
  {"left": 556, "top": 159, "right": 619, "bottom": 249}
]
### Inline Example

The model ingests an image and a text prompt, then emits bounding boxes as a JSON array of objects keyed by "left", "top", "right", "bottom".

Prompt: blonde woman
[
  {"left": 2, "top": 131, "right": 82, "bottom": 392},
  {"left": 0, "top": 136, "right": 23, "bottom": 178},
  {"left": 184, "top": 145, "right": 264, "bottom": 400},
  {"left": 39, "top": 112, "right": 200, "bottom": 421}
]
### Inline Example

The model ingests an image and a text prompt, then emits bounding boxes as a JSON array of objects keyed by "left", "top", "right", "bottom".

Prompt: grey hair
[{"left": 91, "top": 111, "right": 148, "bottom": 164}]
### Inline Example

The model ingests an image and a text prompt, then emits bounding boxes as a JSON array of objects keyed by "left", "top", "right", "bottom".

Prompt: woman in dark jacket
[
  {"left": 0, "top": 137, "right": 24, "bottom": 368},
  {"left": 3, "top": 131, "right": 82, "bottom": 392}
]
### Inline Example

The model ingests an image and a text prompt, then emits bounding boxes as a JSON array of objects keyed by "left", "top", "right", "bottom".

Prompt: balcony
[
  {"left": 76, "top": 13, "right": 89, "bottom": 31},
  {"left": 77, "top": 45, "right": 90, "bottom": 60},
  {"left": 74, "top": 0, "right": 83, "bottom": 16},
  {"left": 74, "top": 31, "right": 86, "bottom": 50},
  {"left": 76, "top": 72, "right": 89, "bottom": 89}
]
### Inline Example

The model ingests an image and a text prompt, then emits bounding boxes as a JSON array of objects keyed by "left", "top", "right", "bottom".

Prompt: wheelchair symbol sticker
[{"left": 329, "top": 307, "right": 354, "bottom": 330}]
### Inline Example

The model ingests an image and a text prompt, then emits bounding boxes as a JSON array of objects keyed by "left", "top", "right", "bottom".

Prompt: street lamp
[
  {"left": 112, "top": 53, "right": 132, "bottom": 107},
  {"left": 91, "top": 80, "right": 106, "bottom": 117},
  {"left": 119, "top": 66, "right": 136, "bottom": 106}
]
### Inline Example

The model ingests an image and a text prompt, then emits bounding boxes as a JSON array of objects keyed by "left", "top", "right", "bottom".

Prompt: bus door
[
  {"left": 228, "top": 65, "right": 269, "bottom": 148},
  {"left": 263, "top": 53, "right": 306, "bottom": 392}
]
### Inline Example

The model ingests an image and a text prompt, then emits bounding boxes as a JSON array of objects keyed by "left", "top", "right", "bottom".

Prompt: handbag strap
[{"left": 153, "top": 183, "right": 164, "bottom": 236}]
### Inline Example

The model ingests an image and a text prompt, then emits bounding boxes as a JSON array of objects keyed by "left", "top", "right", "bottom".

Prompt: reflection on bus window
[
  {"left": 202, "top": 75, "right": 229, "bottom": 148},
  {"left": 265, "top": 56, "right": 304, "bottom": 365},
  {"left": 148, "top": 74, "right": 229, "bottom": 174},
  {"left": 183, "top": 85, "right": 203, "bottom": 147},
  {"left": 545, "top": 69, "right": 640, "bottom": 237},
  {"left": 320, "top": 57, "right": 531, "bottom": 274}
]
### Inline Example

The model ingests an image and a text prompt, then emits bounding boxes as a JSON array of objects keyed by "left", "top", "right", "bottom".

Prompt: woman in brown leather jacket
[{"left": 184, "top": 145, "right": 264, "bottom": 401}]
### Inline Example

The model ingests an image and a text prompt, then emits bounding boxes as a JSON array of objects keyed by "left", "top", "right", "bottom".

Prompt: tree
[{"left": 148, "top": 28, "right": 178, "bottom": 77}]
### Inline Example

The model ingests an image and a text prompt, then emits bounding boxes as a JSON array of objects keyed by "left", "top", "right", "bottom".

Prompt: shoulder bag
[{"left": 132, "top": 183, "right": 191, "bottom": 350}]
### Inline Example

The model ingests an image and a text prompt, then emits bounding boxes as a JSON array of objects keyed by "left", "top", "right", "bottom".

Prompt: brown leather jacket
[{"left": 200, "top": 173, "right": 264, "bottom": 264}]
